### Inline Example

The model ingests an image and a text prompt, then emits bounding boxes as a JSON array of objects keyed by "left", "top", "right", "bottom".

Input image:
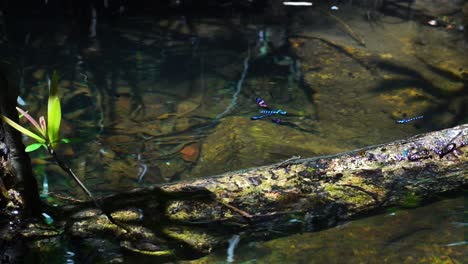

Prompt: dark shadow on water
[{"left": 373, "top": 60, "right": 467, "bottom": 130}]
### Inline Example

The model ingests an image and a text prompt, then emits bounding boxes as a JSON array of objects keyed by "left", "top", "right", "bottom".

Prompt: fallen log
[{"left": 36, "top": 124, "right": 468, "bottom": 261}]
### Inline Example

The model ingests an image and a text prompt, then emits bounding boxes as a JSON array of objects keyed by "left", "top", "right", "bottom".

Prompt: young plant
[
  {"left": 2, "top": 71, "right": 66, "bottom": 152},
  {"left": 1, "top": 71, "right": 123, "bottom": 228}
]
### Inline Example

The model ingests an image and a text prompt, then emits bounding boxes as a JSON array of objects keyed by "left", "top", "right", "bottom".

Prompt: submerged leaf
[
  {"left": 1, "top": 115, "right": 46, "bottom": 144},
  {"left": 25, "top": 143, "right": 45, "bottom": 152}
]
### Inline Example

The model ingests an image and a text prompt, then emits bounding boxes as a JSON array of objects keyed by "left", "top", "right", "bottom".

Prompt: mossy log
[{"left": 48, "top": 124, "right": 467, "bottom": 259}]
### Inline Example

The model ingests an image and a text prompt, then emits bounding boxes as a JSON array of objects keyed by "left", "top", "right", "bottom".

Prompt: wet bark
[
  {"left": 0, "top": 64, "right": 42, "bottom": 264},
  {"left": 0, "top": 66, "right": 41, "bottom": 217},
  {"left": 51, "top": 124, "right": 468, "bottom": 259}
]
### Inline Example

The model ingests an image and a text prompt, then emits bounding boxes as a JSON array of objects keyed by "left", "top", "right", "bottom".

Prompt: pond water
[
  {"left": 1, "top": 1, "right": 467, "bottom": 263},
  {"left": 190, "top": 195, "right": 467, "bottom": 263}
]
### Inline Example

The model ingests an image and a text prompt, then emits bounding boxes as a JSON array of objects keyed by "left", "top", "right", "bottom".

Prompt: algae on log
[{"left": 55, "top": 124, "right": 468, "bottom": 257}]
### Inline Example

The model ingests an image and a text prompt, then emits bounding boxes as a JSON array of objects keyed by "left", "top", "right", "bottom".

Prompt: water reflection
[
  {"left": 2, "top": 1, "right": 466, "bottom": 193},
  {"left": 193, "top": 196, "right": 467, "bottom": 263}
]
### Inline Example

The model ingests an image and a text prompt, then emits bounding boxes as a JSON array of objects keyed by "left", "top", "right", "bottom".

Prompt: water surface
[{"left": 1, "top": 1, "right": 467, "bottom": 262}]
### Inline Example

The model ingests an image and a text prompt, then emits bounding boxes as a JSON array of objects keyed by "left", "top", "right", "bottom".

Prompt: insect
[
  {"left": 396, "top": 115, "right": 424, "bottom": 124},
  {"left": 260, "top": 109, "right": 287, "bottom": 115},
  {"left": 251, "top": 110, "right": 287, "bottom": 120},
  {"left": 255, "top": 97, "right": 268, "bottom": 108},
  {"left": 251, "top": 98, "right": 287, "bottom": 120},
  {"left": 251, "top": 114, "right": 272, "bottom": 120}
]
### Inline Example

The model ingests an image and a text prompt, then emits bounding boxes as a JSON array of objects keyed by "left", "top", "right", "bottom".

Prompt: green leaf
[
  {"left": 49, "top": 70, "right": 58, "bottom": 97},
  {"left": 64, "top": 137, "right": 83, "bottom": 143},
  {"left": 61, "top": 138, "right": 71, "bottom": 143},
  {"left": 1, "top": 115, "right": 46, "bottom": 144},
  {"left": 25, "top": 143, "right": 45, "bottom": 152},
  {"left": 47, "top": 71, "right": 61, "bottom": 149}
]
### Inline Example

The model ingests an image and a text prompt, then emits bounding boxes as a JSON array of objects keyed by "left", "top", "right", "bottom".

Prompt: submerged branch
[
  {"left": 48, "top": 147, "right": 131, "bottom": 231},
  {"left": 325, "top": 11, "right": 366, "bottom": 47}
]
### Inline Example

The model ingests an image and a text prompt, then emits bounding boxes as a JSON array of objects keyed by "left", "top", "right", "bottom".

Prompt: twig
[
  {"left": 326, "top": 11, "right": 366, "bottom": 47},
  {"left": 48, "top": 146, "right": 131, "bottom": 232},
  {"left": 277, "top": 156, "right": 302, "bottom": 167},
  {"left": 216, "top": 48, "right": 250, "bottom": 119},
  {"left": 220, "top": 201, "right": 253, "bottom": 219},
  {"left": 296, "top": 35, "right": 376, "bottom": 74},
  {"left": 48, "top": 192, "right": 86, "bottom": 203}
]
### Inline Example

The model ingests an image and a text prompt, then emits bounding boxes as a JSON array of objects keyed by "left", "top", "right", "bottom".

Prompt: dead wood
[{"left": 49, "top": 124, "right": 468, "bottom": 257}]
